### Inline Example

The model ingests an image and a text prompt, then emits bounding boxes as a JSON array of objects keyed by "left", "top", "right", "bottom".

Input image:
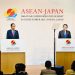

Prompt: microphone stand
[{"left": 54, "top": 29, "right": 56, "bottom": 67}]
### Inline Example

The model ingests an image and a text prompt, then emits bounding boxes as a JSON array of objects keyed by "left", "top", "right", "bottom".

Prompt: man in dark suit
[
  {"left": 58, "top": 24, "right": 71, "bottom": 38},
  {"left": 12, "top": 63, "right": 28, "bottom": 75},
  {"left": 6, "top": 23, "right": 19, "bottom": 39}
]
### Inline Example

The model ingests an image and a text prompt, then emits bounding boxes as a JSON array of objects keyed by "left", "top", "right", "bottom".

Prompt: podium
[
  {"left": 56, "top": 39, "right": 75, "bottom": 72},
  {"left": 0, "top": 39, "right": 26, "bottom": 74}
]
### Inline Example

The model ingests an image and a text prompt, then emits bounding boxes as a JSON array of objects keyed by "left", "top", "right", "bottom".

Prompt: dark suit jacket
[
  {"left": 12, "top": 72, "right": 28, "bottom": 75},
  {"left": 16, "top": 72, "right": 28, "bottom": 75},
  {"left": 6, "top": 29, "right": 19, "bottom": 39},
  {"left": 58, "top": 30, "right": 71, "bottom": 38}
]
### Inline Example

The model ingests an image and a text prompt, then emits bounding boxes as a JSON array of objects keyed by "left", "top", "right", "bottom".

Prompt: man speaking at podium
[
  {"left": 6, "top": 23, "right": 19, "bottom": 39},
  {"left": 58, "top": 24, "right": 71, "bottom": 38}
]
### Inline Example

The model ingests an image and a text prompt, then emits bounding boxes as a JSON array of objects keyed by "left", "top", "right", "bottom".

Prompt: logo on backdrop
[
  {"left": 66, "top": 40, "right": 71, "bottom": 44},
  {"left": 4, "top": 8, "right": 17, "bottom": 19},
  {"left": 11, "top": 40, "right": 16, "bottom": 45}
]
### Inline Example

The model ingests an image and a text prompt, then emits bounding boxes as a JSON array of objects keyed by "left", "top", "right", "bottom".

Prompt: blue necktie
[{"left": 64, "top": 32, "right": 66, "bottom": 38}]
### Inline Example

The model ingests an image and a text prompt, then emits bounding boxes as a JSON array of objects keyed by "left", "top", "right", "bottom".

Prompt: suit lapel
[
  {"left": 10, "top": 30, "right": 13, "bottom": 37},
  {"left": 62, "top": 30, "right": 65, "bottom": 37}
]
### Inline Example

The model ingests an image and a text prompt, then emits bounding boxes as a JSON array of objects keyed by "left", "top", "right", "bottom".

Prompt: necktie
[
  {"left": 64, "top": 32, "right": 66, "bottom": 38},
  {"left": 12, "top": 30, "right": 15, "bottom": 36}
]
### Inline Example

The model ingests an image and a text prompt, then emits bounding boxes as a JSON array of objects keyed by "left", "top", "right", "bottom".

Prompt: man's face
[
  {"left": 63, "top": 25, "right": 68, "bottom": 31},
  {"left": 11, "top": 24, "right": 15, "bottom": 30}
]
